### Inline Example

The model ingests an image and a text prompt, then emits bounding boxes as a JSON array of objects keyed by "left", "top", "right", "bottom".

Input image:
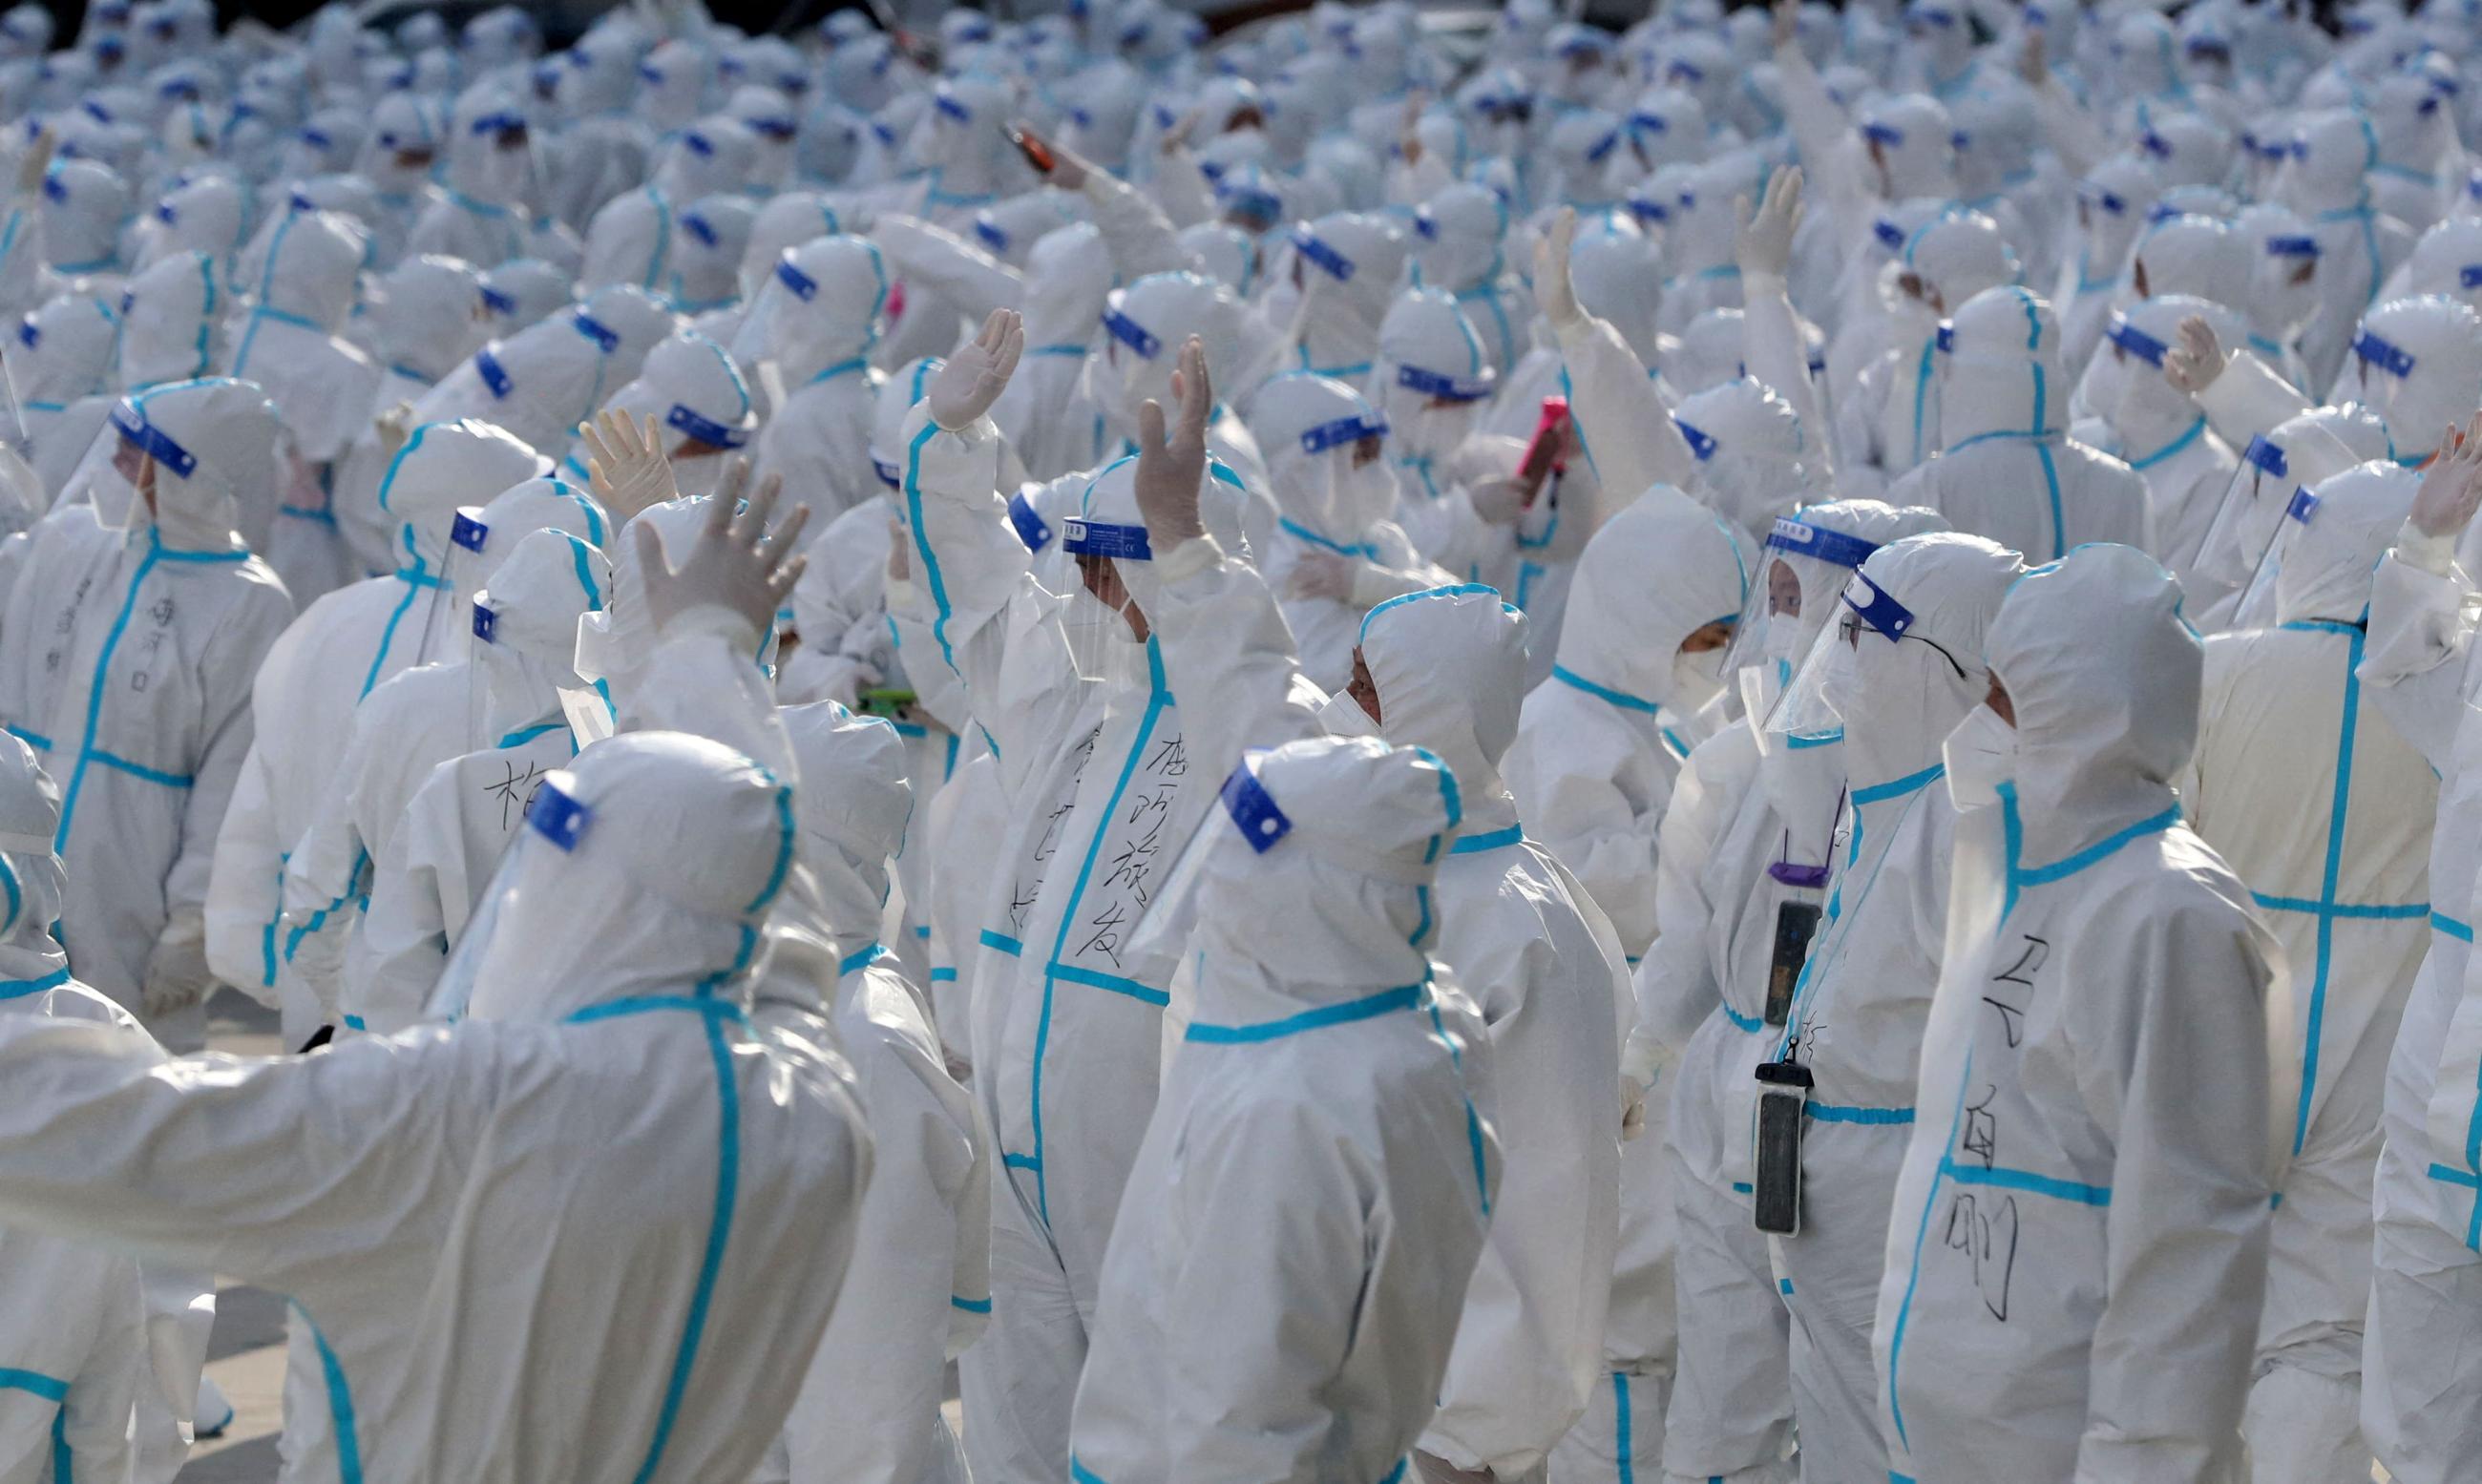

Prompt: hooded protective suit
[
  {"left": 412, "top": 282, "right": 675, "bottom": 459},
  {"left": 1761, "top": 533, "right": 2024, "bottom": 1484},
  {"left": 1414, "top": 181, "right": 1527, "bottom": 376},
  {"left": 2075, "top": 294, "right": 2243, "bottom": 590},
  {"left": 734, "top": 235, "right": 888, "bottom": 528},
  {"left": 0, "top": 714, "right": 873, "bottom": 1484},
  {"left": 227, "top": 206, "right": 383, "bottom": 607},
  {"left": 13, "top": 290, "right": 116, "bottom": 497},
  {"left": 350, "top": 528, "right": 611, "bottom": 1035},
  {"left": 405, "top": 82, "right": 541, "bottom": 271},
  {"left": 989, "top": 222, "right": 1114, "bottom": 483},
  {"left": 1887, "top": 286, "right": 2154, "bottom": 564},
  {"left": 557, "top": 328, "right": 756, "bottom": 501},
  {"left": 894, "top": 399, "right": 1252, "bottom": 1484},
  {"left": 2281, "top": 110, "right": 2419, "bottom": 391},
  {"left": 1632, "top": 500, "right": 1947, "bottom": 1484},
  {"left": 2175, "top": 461, "right": 2432, "bottom": 1483},
  {"left": 2055, "top": 156, "right": 2166, "bottom": 373},
  {"left": 1249, "top": 370, "right": 1452, "bottom": 694},
  {"left": 115, "top": 248, "right": 220, "bottom": 392},
  {"left": 579, "top": 116, "right": 758, "bottom": 297},
  {"left": 1836, "top": 208, "right": 2020, "bottom": 493},
  {"left": 1268, "top": 211, "right": 1411, "bottom": 382},
  {"left": 1874, "top": 544, "right": 2281, "bottom": 1483},
  {"left": 1066, "top": 736, "right": 1497, "bottom": 1484},
  {"left": 0, "top": 733, "right": 152, "bottom": 1484},
  {"left": 755, "top": 704, "right": 983, "bottom": 1484},
  {"left": 277, "top": 477, "right": 610, "bottom": 1027},
  {"left": 1369, "top": 287, "right": 1528, "bottom": 590},
  {"left": 331, "top": 255, "right": 495, "bottom": 575},
  {"left": 1504, "top": 486, "right": 1752, "bottom": 956},
  {"left": 204, "top": 418, "right": 547, "bottom": 1045},
  {"left": 0, "top": 378, "right": 291, "bottom": 1042}
]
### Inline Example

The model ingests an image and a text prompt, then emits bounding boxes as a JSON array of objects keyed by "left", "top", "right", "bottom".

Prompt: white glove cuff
[{"left": 2396, "top": 520, "right": 2459, "bottom": 578}]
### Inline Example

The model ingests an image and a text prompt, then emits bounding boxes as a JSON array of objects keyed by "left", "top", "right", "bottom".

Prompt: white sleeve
[
  {"left": 2068, "top": 892, "right": 2275, "bottom": 1476},
  {"left": 1622, "top": 747, "right": 1731, "bottom": 1083},
  {"left": 348, "top": 769, "right": 458, "bottom": 1035},
  {"left": 1079, "top": 166, "right": 1198, "bottom": 282},
  {"left": 2194, "top": 349, "right": 2314, "bottom": 455},
  {"left": 2357, "top": 535, "right": 2482, "bottom": 769},
  {"left": 1550, "top": 316, "right": 1698, "bottom": 512},
  {"left": 202, "top": 739, "right": 282, "bottom": 1005},
  {"left": 869, "top": 214, "right": 1025, "bottom": 326},
  {"left": 1740, "top": 275, "right": 1836, "bottom": 485},
  {"left": 1143, "top": 536, "right": 1329, "bottom": 777}
]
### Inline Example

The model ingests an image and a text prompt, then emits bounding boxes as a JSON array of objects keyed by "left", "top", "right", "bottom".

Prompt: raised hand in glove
[
  {"left": 2412, "top": 410, "right": 2482, "bottom": 539},
  {"left": 581, "top": 408, "right": 681, "bottom": 523},
  {"left": 2161, "top": 316, "right": 2227, "bottom": 398},
  {"left": 634, "top": 457, "right": 810, "bottom": 648},
  {"left": 1133, "top": 335, "right": 1212, "bottom": 549},
  {"left": 1531, "top": 207, "right": 1585, "bottom": 336},
  {"left": 928, "top": 308, "right": 1024, "bottom": 431},
  {"left": 1735, "top": 164, "right": 1804, "bottom": 284}
]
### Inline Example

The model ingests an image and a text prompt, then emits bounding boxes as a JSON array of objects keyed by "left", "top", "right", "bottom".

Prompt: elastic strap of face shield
[
  {"left": 2353, "top": 327, "right": 2416, "bottom": 378},
  {"left": 1008, "top": 491, "right": 1054, "bottom": 552},
  {"left": 1396, "top": 363, "right": 1493, "bottom": 402},
  {"left": 2286, "top": 485, "right": 2321, "bottom": 525},
  {"left": 1841, "top": 570, "right": 1917, "bottom": 642},
  {"left": 1300, "top": 408, "right": 1388, "bottom": 454},
  {"left": 109, "top": 399, "right": 198, "bottom": 478},
  {"left": 1768, "top": 517, "right": 1880, "bottom": 572},
  {"left": 1219, "top": 756, "right": 1292, "bottom": 853},
  {"left": 665, "top": 402, "right": 748, "bottom": 449},
  {"left": 2105, "top": 313, "right": 2169, "bottom": 366},
  {"left": 1674, "top": 416, "right": 1718, "bottom": 461},
  {"left": 2241, "top": 433, "right": 2288, "bottom": 480},
  {"left": 1294, "top": 229, "right": 1357, "bottom": 282}
]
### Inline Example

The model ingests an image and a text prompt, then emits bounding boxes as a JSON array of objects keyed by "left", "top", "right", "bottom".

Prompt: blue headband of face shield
[
  {"left": 973, "top": 218, "right": 1010, "bottom": 253},
  {"left": 1873, "top": 218, "right": 1907, "bottom": 250},
  {"left": 1396, "top": 363, "right": 1495, "bottom": 402},
  {"left": 2286, "top": 484, "right": 2321, "bottom": 524},
  {"left": 774, "top": 258, "right": 818, "bottom": 301},
  {"left": 1861, "top": 120, "right": 1906, "bottom": 149},
  {"left": 1219, "top": 752, "right": 1294, "bottom": 853},
  {"left": 2077, "top": 180, "right": 2129, "bottom": 216},
  {"left": 109, "top": 401, "right": 198, "bottom": 478},
  {"left": 2240, "top": 432, "right": 2289, "bottom": 480},
  {"left": 527, "top": 777, "right": 590, "bottom": 851},
  {"left": 473, "top": 599, "right": 498, "bottom": 643},
  {"left": 1061, "top": 515, "right": 1152, "bottom": 560},
  {"left": 1300, "top": 409, "right": 1389, "bottom": 454},
  {"left": 1101, "top": 306, "right": 1161, "bottom": 358},
  {"left": 873, "top": 456, "right": 901, "bottom": 490},
  {"left": 2106, "top": 314, "right": 2170, "bottom": 366},
  {"left": 480, "top": 283, "right": 517, "bottom": 316},
  {"left": 572, "top": 312, "right": 620, "bottom": 353},
  {"left": 666, "top": 402, "right": 748, "bottom": 449},
  {"left": 2353, "top": 327, "right": 2417, "bottom": 378},
  {"left": 1294, "top": 230, "right": 1357, "bottom": 282},
  {"left": 469, "top": 111, "right": 527, "bottom": 141},
  {"left": 1674, "top": 417, "right": 1719, "bottom": 461},
  {"left": 1840, "top": 569, "right": 1917, "bottom": 641},
  {"left": 2266, "top": 235, "right": 2321, "bottom": 259},
  {"left": 1008, "top": 490, "right": 1053, "bottom": 551},
  {"left": 452, "top": 510, "right": 489, "bottom": 552},
  {"left": 934, "top": 91, "right": 973, "bottom": 123},
  {"left": 1768, "top": 516, "right": 1882, "bottom": 571}
]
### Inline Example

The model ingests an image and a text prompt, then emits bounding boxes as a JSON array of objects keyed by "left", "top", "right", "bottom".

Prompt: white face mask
[
  {"left": 1670, "top": 643, "right": 1728, "bottom": 712},
  {"left": 1757, "top": 736, "right": 1846, "bottom": 865},
  {"left": 1316, "top": 685, "right": 1380, "bottom": 738},
  {"left": 1942, "top": 700, "right": 2017, "bottom": 810},
  {"left": 1764, "top": 612, "right": 1808, "bottom": 661}
]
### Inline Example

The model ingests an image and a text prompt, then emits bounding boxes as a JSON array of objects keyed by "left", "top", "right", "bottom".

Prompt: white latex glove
[
  {"left": 2412, "top": 410, "right": 2482, "bottom": 538},
  {"left": 928, "top": 308, "right": 1024, "bottom": 431},
  {"left": 886, "top": 516, "right": 912, "bottom": 583},
  {"left": 140, "top": 909, "right": 215, "bottom": 1021},
  {"left": 1531, "top": 206, "right": 1586, "bottom": 336},
  {"left": 1286, "top": 550, "right": 1360, "bottom": 603},
  {"left": 2161, "top": 316, "right": 2227, "bottom": 397},
  {"left": 1467, "top": 475, "right": 1528, "bottom": 527},
  {"left": 372, "top": 401, "right": 416, "bottom": 461},
  {"left": 1132, "top": 335, "right": 1212, "bottom": 548},
  {"left": 580, "top": 408, "right": 681, "bottom": 523},
  {"left": 14, "top": 126, "right": 53, "bottom": 196},
  {"left": 1620, "top": 1072, "right": 1649, "bottom": 1142},
  {"left": 634, "top": 458, "right": 810, "bottom": 646},
  {"left": 1735, "top": 164, "right": 1803, "bottom": 284}
]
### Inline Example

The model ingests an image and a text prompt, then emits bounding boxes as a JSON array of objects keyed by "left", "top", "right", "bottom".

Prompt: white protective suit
[
  {"left": 1504, "top": 487, "right": 1752, "bottom": 957},
  {"left": 1248, "top": 370, "right": 1455, "bottom": 695},
  {"left": 1413, "top": 181, "right": 1528, "bottom": 377},
  {"left": 1874, "top": 544, "right": 2282, "bottom": 1482},
  {"left": 412, "top": 282, "right": 676, "bottom": 459},
  {"left": 12, "top": 290, "right": 116, "bottom": 499},
  {"left": 894, "top": 403, "right": 1251, "bottom": 1484},
  {"left": 2281, "top": 110, "right": 2419, "bottom": 392},
  {"left": 330, "top": 254, "right": 496, "bottom": 575},
  {"left": 1887, "top": 286, "right": 2155, "bottom": 565},
  {"left": 1638, "top": 500, "right": 1948, "bottom": 1484},
  {"left": 350, "top": 528, "right": 611, "bottom": 1035},
  {"left": 277, "top": 476, "right": 610, "bottom": 1027},
  {"left": 404, "top": 83, "right": 541, "bottom": 271},
  {"left": 0, "top": 706, "right": 873, "bottom": 1484},
  {"left": 225, "top": 206, "right": 382, "bottom": 606},
  {"left": 579, "top": 115, "right": 757, "bottom": 296},
  {"left": 757, "top": 702, "right": 983, "bottom": 1484},
  {"left": 2355, "top": 480, "right": 2482, "bottom": 1482},
  {"left": 204, "top": 418, "right": 548, "bottom": 1046},
  {"left": 1065, "top": 735, "right": 1498, "bottom": 1484},
  {"left": 1369, "top": 287, "right": 1525, "bottom": 592},
  {"left": 557, "top": 328, "right": 756, "bottom": 500},
  {"left": 733, "top": 234, "right": 889, "bottom": 528},
  {"left": 115, "top": 249, "right": 221, "bottom": 392},
  {"left": 2075, "top": 294, "right": 2243, "bottom": 590},
  {"left": 1269, "top": 211, "right": 1411, "bottom": 382},
  {"left": 0, "top": 378, "right": 291, "bottom": 1039},
  {"left": 1762, "top": 533, "right": 2023, "bottom": 1484},
  {"left": 2177, "top": 461, "right": 2433, "bottom": 1483},
  {"left": 0, "top": 733, "right": 151, "bottom": 1484},
  {"left": 988, "top": 222, "right": 1114, "bottom": 483}
]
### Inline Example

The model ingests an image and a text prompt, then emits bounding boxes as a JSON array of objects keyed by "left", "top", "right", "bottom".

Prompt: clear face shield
[
  {"left": 429, "top": 765, "right": 585, "bottom": 1024},
  {"left": 2229, "top": 481, "right": 2324, "bottom": 631},
  {"left": 2194, "top": 419, "right": 2366, "bottom": 601},
  {"left": 1125, "top": 747, "right": 1290, "bottom": 969},
  {"left": 1295, "top": 408, "right": 1394, "bottom": 540},
  {"left": 1060, "top": 514, "right": 1154, "bottom": 689},
  {"left": 1725, "top": 516, "right": 1884, "bottom": 739},
  {"left": 88, "top": 396, "right": 228, "bottom": 535},
  {"left": 1763, "top": 565, "right": 1970, "bottom": 750}
]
